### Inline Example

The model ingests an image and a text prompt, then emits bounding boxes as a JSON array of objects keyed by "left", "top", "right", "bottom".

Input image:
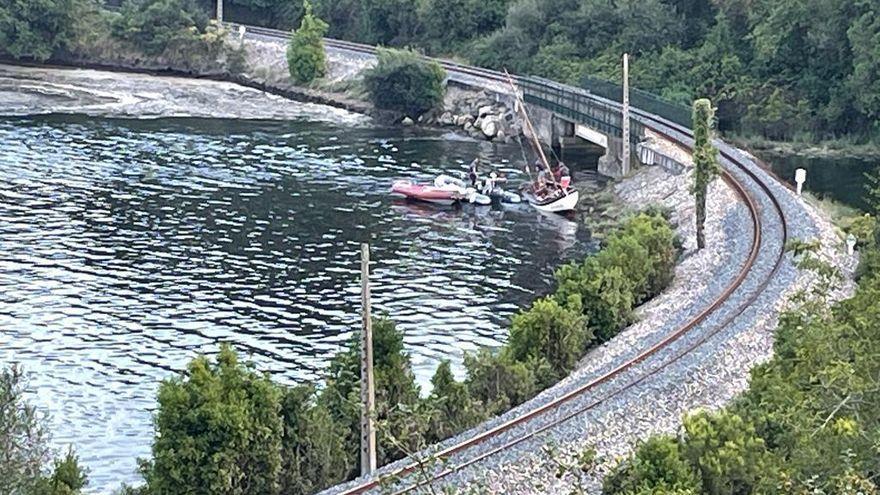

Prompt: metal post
[
  {"left": 216, "top": 0, "right": 223, "bottom": 23},
  {"left": 622, "top": 53, "right": 631, "bottom": 176},
  {"left": 360, "top": 243, "right": 377, "bottom": 476}
]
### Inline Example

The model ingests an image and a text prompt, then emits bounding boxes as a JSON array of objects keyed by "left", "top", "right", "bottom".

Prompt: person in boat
[
  {"left": 483, "top": 171, "right": 498, "bottom": 196},
  {"left": 554, "top": 161, "right": 572, "bottom": 189},
  {"left": 468, "top": 159, "right": 480, "bottom": 187}
]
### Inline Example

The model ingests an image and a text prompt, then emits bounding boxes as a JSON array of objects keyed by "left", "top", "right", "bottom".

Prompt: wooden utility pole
[
  {"left": 622, "top": 53, "right": 631, "bottom": 176},
  {"left": 359, "top": 243, "right": 377, "bottom": 476},
  {"left": 216, "top": 0, "right": 223, "bottom": 23}
]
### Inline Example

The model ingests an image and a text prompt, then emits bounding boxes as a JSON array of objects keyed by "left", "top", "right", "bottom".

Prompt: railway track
[{"left": 231, "top": 23, "right": 792, "bottom": 494}]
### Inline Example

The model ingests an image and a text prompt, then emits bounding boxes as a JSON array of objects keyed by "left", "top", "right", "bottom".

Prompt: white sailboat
[{"left": 504, "top": 71, "right": 580, "bottom": 214}]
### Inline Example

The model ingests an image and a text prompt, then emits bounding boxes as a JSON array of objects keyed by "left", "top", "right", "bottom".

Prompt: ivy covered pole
[
  {"left": 692, "top": 98, "right": 719, "bottom": 250},
  {"left": 622, "top": 53, "right": 631, "bottom": 175}
]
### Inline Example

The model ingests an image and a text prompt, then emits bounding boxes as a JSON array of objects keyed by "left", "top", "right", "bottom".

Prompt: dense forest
[
  {"left": 2, "top": 0, "right": 878, "bottom": 142},
  {"left": 209, "top": 0, "right": 880, "bottom": 143}
]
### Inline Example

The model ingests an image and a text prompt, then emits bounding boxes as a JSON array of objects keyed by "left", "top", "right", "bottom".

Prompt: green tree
[
  {"left": 286, "top": 0, "right": 328, "bottom": 84},
  {"left": 463, "top": 348, "right": 540, "bottom": 417},
  {"left": 0, "top": 366, "right": 89, "bottom": 495},
  {"left": 362, "top": 48, "right": 446, "bottom": 118},
  {"left": 319, "top": 318, "right": 422, "bottom": 472},
  {"left": 0, "top": 0, "right": 77, "bottom": 61},
  {"left": 680, "top": 410, "right": 780, "bottom": 495},
  {"left": 505, "top": 295, "right": 588, "bottom": 384},
  {"left": 691, "top": 98, "right": 719, "bottom": 250},
  {"left": 848, "top": 2, "right": 880, "bottom": 120},
  {"left": 141, "top": 345, "right": 284, "bottom": 495},
  {"left": 113, "top": 0, "right": 211, "bottom": 55},
  {"left": 603, "top": 436, "right": 701, "bottom": 494},
  {"left": 425, "top": 360, "right": 481, "bottom": 443},
  {"left": 278, "top": 385, "right": 348, "bottom": 495}
]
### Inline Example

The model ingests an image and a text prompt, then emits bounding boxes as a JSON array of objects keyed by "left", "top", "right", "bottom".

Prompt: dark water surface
[
  {"left": 0, "top": 115, "right": 591, "bottom": 490},
  {"left": 763, "top": 151, "right": 878, "bottom": 210}
]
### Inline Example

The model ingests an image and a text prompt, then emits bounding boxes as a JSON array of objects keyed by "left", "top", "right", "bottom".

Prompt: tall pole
[
  {"left": 216, "top": 0, "right": 223, "bottom": 23},
  {"left": 360, "top": 243, "right": 377, "bottom": 476},
  {"left": 622, "top": 53, "right": 631, "bottom": 176}
]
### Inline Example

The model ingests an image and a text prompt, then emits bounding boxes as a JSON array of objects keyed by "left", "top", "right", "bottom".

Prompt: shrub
[
  {"left": 0, "top": 366, "right": 89, "bottom": 494},
  {"left": 505, "top": 295, "right": 588, "bottom": 384},
  {"left": 603, "top": 436, "right": 701, "bottom": 494},
  {"left": 425, "top": 360, "right": 481, "bottom": 443},
  {"left": 286, "top": 0, "right": 328, "bottom": 84},
  {"left": 279, "top": 385, "right": 348, "bottom": 495},
  {"left": 363, "top": 48, "right": 446, "bottom": 118},
  {"left": 319, "top": 317, "right": 422, "bottom": 471},
  {"left": 555, "top": 212, "right": 678, "bottom": 342},
  {"left": 0, "top": 0, "right": 78, "bottom": 61},
  {"left": 141, "top": 345, "right": 284, "bottom": 495},
  {"left": 463, "top": 348, "right": 541, "bottom": 417},
  {"left": 112, "top": 0, "right": 213, "bottom": 56}
]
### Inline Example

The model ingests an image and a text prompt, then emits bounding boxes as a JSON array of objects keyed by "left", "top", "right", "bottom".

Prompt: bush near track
[{"left": 604, "top": 241, "right": 880, "bottom": 494}]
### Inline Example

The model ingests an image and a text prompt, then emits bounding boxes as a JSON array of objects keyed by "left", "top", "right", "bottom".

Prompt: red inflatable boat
[{"left": 390, "top": 180, "right": 460, "bottom": 205}]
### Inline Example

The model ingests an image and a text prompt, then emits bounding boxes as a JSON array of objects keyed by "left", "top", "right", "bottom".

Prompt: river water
[{"left": 0, "top": 66, "right": 592, "bottom": 491}]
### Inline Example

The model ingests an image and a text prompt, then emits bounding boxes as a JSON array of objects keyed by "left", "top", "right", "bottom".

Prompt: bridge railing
[
  {"left": 581, "top": 74, "right": 692, "bottom": 129},
  {"left": 517, "top": 76, "right": 645, "bottom": 145}
]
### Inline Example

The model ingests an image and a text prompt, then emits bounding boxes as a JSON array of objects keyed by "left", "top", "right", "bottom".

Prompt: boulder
[
  {"left": 464, "top": 122, "right": 474, "bottom": 132},
  {"left": 495, "top": 130, "right": 506, "bottom": 142},
  {"left": 473, "top": 117, "right": 483, "bottom": 130},
  {"left": 478, "top": 105, "right": 494, "bottom": 118},
  {"left": 402, "top": 116, "right": 414, "bottom": 126},
  {"left": 482, "top": 118, "right": 498, "bottom": 138},
  {"left": 439, "top": 112, "right": 455, "bottom": 126}
]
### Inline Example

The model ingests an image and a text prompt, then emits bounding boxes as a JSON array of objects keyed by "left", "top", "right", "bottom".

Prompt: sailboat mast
[{"left": 503, "top": 70, "right": 558, "bottom": 187}]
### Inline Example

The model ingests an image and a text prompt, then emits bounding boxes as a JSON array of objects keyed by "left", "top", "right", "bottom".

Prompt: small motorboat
[
  {"left": 433, "top": 175, "right": 491, "bottom": 206},
  {"left": 522, "top": 186, "right": 580, "bottom": 213},
  {"left": 391, "top": 180, "right": 460, "bottom": 205},
  {"left": 435, "top": 174, "right": 518, "bottom": 205}
]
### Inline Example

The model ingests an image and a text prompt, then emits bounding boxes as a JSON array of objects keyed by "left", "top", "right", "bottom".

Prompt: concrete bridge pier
[{"left": 598, "top": 137, "right": 639, "bottom": 178}]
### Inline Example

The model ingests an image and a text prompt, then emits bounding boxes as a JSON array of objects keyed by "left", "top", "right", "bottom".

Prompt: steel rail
[{"left": 233, "top": 23, "right": 791, "bottom": 494}]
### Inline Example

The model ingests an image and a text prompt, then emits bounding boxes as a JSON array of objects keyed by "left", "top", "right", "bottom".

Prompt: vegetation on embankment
[
  {"left": 602, "top": 196, "right": 880, "bottom": 495},
  {"left": 0, "top": 366, "right": 89, "bottom": 495},
  {"left": 164, "top": 0, "right": 880, "bottom": 146},
  {"left": 12, "top": 0, "right": 879, "bottom": 148},
  {"left": 0, "top": 211, "right": 678, "bottom": 495}
]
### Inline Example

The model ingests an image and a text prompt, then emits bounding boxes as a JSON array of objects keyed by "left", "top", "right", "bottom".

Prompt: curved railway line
[{"left": 233, "top": 23, "right": 794, "bottom": 494}]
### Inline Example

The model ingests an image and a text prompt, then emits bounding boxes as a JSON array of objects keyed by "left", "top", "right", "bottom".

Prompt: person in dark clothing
[{"left": 468, "top": 159, "right": 480, "bottom": 187}]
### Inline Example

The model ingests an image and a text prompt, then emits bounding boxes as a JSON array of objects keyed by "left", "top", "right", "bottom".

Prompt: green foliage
[
  {"left": 505, "top": 295, "right": 588, "bottom": 384},
  {"left": 319, "top": 317, "right": 422, "bottom": 471},
  {"left": 0, "top": 0, "right": 78, "bottom": 61},
  {"left": 608, "top": 239, "right": 880, "bottom": 495},
  {"left": 556, "top": 212, "right": 679, "bottom": 342},
  {"left": 278, "top": 385, "right": 347, "bottom": 494},
  {"left": 425, "top": 360, "right": 481, "bottom": 443},
  {"left": 692, "top": 98, "right": 720, "bottom": 250},
  {"left": 362, "top": 48, "right": 446, "bottom": 118},
  {"left": 680, "top": 410, "right": 780, "bottom": 494},
  {"left": 463, "top": 348, "right": 541, "bottom": 417},
  {"left": 141, "top": 344, "right": 284, "bottom": 495},
  {"left": 603, "top": 436, "right": 701, "bottom": 494},
  {"left": 286, "top": 0, "right": 327, "bottom": 84},
  {"left": 0, "top": 366, "right": 89, "bottom": 495},
  {"left": 113, "top": 0, "right": 216, "bottom": 56}
]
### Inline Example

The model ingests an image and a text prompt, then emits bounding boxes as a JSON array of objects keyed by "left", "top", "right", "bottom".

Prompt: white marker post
[
  {"left": 847, "top": 234, "right": 857, "bottom": 255},
  {"left": 795, "top": 168, "right": 807, "bottom": 196},
  {"left": 216, "top": 0, "right": 223, "bottom": 23},
  {"left": 238, "top": 25, "right": 246, "bottom": 41}
]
